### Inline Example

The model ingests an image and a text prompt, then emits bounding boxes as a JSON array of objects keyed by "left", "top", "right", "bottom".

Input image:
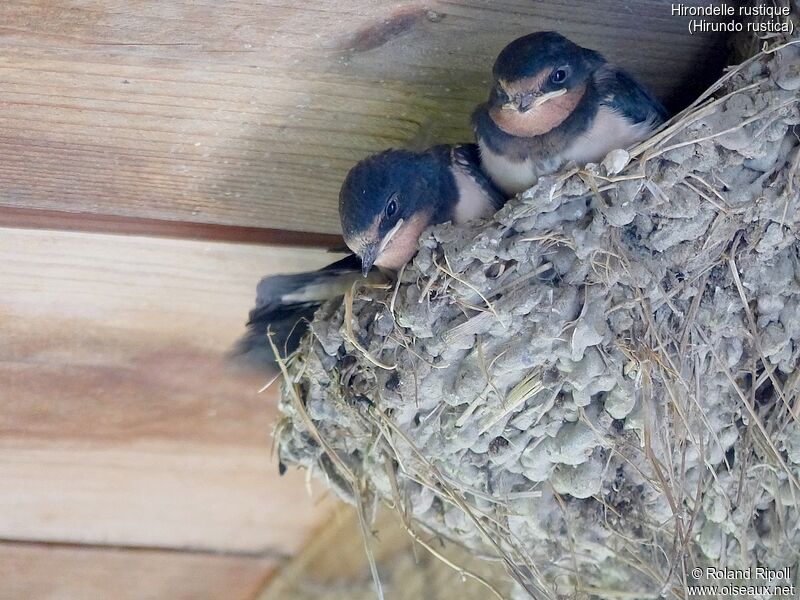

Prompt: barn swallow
[
  {"left": 473, "top": 31, "right": 668, "bottom": 195},
  {"left": 340, "top": 143, "right": 505, "bottom": 275},
  {"left": 234, "top": 143, "right": 506, "bottom": 369}
]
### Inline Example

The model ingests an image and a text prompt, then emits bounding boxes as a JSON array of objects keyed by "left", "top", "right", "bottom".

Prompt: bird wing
[
  {"left": 596, "top": 67, "right": 668, "bottom": 128},
  {"left": 450, "top": 143, "right": 508, "bottom": 211},
  {"left": 251, "top": 253, "right": 362, "bottom": 314},
  {"left": 233, "top": 254, "right": 363, "bottom": 369}
]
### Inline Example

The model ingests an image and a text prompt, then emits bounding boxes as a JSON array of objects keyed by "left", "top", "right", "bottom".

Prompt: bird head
[
  {"left": 487, "top": 31, "right": 605, "bottom": 136},
  {"left": 339, "top": 149, "right": 445, "bottom": 276}
]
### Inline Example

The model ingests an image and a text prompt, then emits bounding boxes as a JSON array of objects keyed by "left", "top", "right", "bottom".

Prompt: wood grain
[
  {"left": 0, "top": 441, "right": 333, "bottom": 554},
  {"left": 0, "top": 542, "right": 273, "bottom": 600},
  {"left": 0, "top": 1, "right": 729, "bottom": 237},
  {"left": 0, "top": 227, "right": 339, "bottom": 552}
]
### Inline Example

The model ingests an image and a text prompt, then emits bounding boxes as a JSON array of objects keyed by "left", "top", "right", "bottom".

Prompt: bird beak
[
  {"left": 359, "top": 218, "right": 404, "bottom": 276},
  {"left": 532, "top": 88, "right": 567, "bottom": 107},
  {"left": 503, "top": 89, "right": 563, "bottom": 113},
  {"left": 517, "top": 92, "right": 535, "bottom": 113},
  {"left": 360, "top": 242, "right": 379, "bottom": 277}
]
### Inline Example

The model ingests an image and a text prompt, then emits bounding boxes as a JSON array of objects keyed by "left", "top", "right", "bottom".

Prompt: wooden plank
[
  {"left": 0, "top": 226, "right": 334, "bottom": 355},
  {"left": 0, "top": 227, "right": 338, "bottom": 552},
  {"left": 0, "top": 542, "right": 273, "bottom": 600},
  {"left": 0, "top": 1, "right": 728, "bottom": 236},
  {"left": 0, "top": 441, "right": 331, "bottom": 554}
]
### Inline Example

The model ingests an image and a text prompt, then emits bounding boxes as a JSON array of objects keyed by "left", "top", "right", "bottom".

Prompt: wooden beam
[
  {"left": 0, "top": 227, "right": 338, "bottom": 553},
  {"left": 0, "top": 206, "right": 344, "bottom": 248},
  {"left": 0, "top": 1, "right": 728, "bottom": 237},
  {"left": 0, "top": 441, "right": 332, "bottom": 554},
  {"left": 0, "top": 542, "right": 274, "bottom": 600}
]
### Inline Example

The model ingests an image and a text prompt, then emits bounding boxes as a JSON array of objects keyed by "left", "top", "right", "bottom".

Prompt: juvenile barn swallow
[
  {"left": 473, "top": 31, "right": 668, "bottom": 195},
  {"left": 235, "top": 144, "right": 505, "bottom": 369},
  {"left": 340, "top": 144, "right": 505, "bottom": 275}
]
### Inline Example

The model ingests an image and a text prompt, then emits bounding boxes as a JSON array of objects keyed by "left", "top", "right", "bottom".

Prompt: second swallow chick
[
  {"left": 235, "top": 144, "right": 505, "bottom": 371},
  {"left": 473, "top": 31, "right": 668, "bottom": 195},
  {"left": 339, "top": 144, "right": 505, "bottom": 275}
]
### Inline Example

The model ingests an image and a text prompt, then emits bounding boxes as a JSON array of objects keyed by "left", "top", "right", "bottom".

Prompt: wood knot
[{"left": 341, "top": 6, "right": 444, "bottom": 53}]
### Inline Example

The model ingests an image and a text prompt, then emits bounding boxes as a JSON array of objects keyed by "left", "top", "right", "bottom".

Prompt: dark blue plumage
[
  {"left": 473, "top": 31, "right": 668, "bottom": 195},
  {"left": 339, "top": 143, "right": 505, "bottom": 274},
  {"left": 234, "top": 144, "right": 506, "bottom": 371},
  {"left": 234, "top": 254, "right": 363, "bottom": 368},
  {"left": 600, "top": 69, "right": 669, "bottom": 126},
  {"left": 338, "top": 148, "right": 448, "bottom": 244},
  {"left": 493, "top": 31, "right": 604, "bottom": 87}
]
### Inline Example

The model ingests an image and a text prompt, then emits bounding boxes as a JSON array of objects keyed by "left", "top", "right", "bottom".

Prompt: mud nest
[{"left": 274, "top": 32, "right": 800, "bottom": 600}]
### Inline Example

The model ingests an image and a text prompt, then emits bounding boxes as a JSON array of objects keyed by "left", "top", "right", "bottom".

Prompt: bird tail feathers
[{"left": 230, "top": 254, "right": 363, "bottom": 371}]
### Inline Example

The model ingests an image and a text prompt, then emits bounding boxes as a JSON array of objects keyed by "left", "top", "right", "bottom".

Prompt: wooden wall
[
  {"left": 0, "top": 228, "right": 337, "bottom": 597},
  {"left": 0, "top": 1, "right": 728, "bottom": 597},
  {"left": 0, "top": 0, "right": 728, "bottom": 239}
]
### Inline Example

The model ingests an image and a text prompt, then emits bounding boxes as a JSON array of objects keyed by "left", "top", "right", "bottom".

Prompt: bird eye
[
  {"left": 550, "top": 68, "right": 568, "bottom": 84},
  {"left": 385, "top": 198, "right": 397, "bottom": 218}
]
